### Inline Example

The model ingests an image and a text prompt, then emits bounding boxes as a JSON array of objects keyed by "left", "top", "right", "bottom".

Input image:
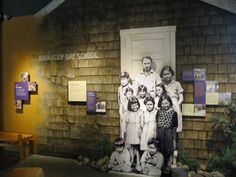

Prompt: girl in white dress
[
  {"left": 140, "top": 96, "right": 157, "bottom": 151},
  {"left": 160, "top": 66, "right": 184, "bottom": 132},
  {"left": 124, "top": 96, "right": 143, "bottom": 170},
  {"left": 118, "top": 72, "right": 134, "bottom": 138}
]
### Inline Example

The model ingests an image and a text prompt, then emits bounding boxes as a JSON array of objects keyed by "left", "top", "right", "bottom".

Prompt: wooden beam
[
  {"left": 200, "top": 0, "right": 236, "bottom": 14},
  {"left": 34, "top": 0, "right": 65, "bottom": 17}
]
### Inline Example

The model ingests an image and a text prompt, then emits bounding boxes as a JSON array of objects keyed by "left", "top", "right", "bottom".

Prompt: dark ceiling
[{"left": 1, "top": 0, "right": 53, "bottom": 17}]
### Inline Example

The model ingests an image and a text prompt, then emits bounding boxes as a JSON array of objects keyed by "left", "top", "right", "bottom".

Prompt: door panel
[{"left": 120, "top": 26, "right": 176, "bottom": 80}]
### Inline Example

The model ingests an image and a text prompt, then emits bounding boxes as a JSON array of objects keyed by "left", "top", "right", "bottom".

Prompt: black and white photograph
[
  {"left": 96, "top": 101, "right": 106, "bottom": 113},
  {"left": 194, "top": 69, "right": 206, "bottom": 81},
  {"left": 114, "top": 56, "right": 183, "bottom": 176},
  {"left": 194, "top": 104, "right": 206, "bottom": 117},
  {"left": 28, "top": 82, "right": 37, "bottom": 92},
  {"left": 219, "top": 92, "right": 232, "bottom": 105},
  {"left": 14, "top": 100, "right": 22, "bottom": 110},
  {"left": 21, "top": 72, "right": 30, "bottom": 82},
  {"left": 206, "top": 81, "right": 219, "bottom": 92}
]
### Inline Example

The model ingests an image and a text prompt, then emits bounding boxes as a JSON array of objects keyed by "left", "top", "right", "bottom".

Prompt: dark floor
[
  {"left": 0, "top": 155, "right": 20, "bottom": 171},
  {"left": 0, "top": 154, "right": 172, "bottom": 177}
]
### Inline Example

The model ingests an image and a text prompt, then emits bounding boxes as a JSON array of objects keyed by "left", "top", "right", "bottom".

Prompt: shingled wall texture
[{"left": 33, "top": 0, "right": 236, "bottom": 166}]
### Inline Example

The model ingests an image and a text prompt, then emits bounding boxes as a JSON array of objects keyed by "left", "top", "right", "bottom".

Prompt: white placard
[
  {"left": 206, "top": 92, "right": 219, "bottom": 105},
  {"left": 182, "top": 103, "right": 206, "bottom": 117},
  {"left": 68, "top": 81, "right": 87, "bottom": 102}
]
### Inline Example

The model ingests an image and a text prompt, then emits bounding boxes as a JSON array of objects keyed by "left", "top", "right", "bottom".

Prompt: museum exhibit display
[{"left": 1, "top": 0, "right": 236, "bottom": 177}]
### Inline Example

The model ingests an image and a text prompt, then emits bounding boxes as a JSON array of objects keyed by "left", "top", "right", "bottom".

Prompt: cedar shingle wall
[{"left": 34, "top": 0, "right": 236, "bottom": 164}]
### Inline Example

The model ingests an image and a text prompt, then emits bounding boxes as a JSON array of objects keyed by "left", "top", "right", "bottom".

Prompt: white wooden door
[{"left": 120, "top": 26, "right": 176, "bottom": 80}]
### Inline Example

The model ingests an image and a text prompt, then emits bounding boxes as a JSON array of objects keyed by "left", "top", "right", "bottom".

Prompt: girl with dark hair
[
  {"left": 119, "top": 86, "right": 134, "bottom": 139},
  {"left": 140, "top": 96, "right": 157, "bottom": 151},
  {"left": 160, "top": 65, "right": 183, "bottom": 132},
  {"left": 154, "top": 83, "right": 167, "bottom": 109},
  {"left": 156, "top": 95, "right": 178, "bottom": 172},
  {"left": 124, "top": 96, "right": 143, "bottom": 171}
]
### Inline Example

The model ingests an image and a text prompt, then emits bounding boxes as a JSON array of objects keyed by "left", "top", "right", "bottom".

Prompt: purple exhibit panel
[
  {"left": 182, "top": 69, "right": 194, "bottom": 81},
  {"left": 194, "top": 81, "right": 206, "bottom": 104},
  {"left": 14, "top": 82, "right": 29, "bottom": 101},
  {"left": 87, "top": 91, "right": 96, "bottom": 113}
]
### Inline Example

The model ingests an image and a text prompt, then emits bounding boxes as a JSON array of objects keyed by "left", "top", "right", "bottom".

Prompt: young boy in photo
[
  {"left": 108, "top": 138, "right": 132, "bottom": 172},
  {"left": 140, "top": 138, "right": 163, "bottom": 177}
]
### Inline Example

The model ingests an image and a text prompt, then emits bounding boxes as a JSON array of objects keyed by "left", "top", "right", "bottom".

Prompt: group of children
[{"left": 110, "top": 64, "right": 183, "bottom": 176}]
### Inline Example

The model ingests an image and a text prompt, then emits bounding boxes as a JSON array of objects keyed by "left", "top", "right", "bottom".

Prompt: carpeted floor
[{"left": 0, "top": 155, "right": 172, "bottom": 177}]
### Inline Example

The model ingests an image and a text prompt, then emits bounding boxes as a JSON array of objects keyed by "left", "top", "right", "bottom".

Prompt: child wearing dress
[
  {"left": 156, "top": 95, "right": 178, "bottom": 172},
  {"left": 160, "top": 65, "right": 183, "bottom": 132},
  {"left": 118, "top": 72, "right": 133, "bottom": 138},
  {"left": 140, "top": 138, "right": 164, "bottom": 177},
  {"left": 108, "top": 138, "right": 132, "bottom": 172},
  {"left": 137, "top": 85, "right": 148, "bottom": 112},
  {"left": 140, "top": 96, "right": 157, "bottom": 151},
  {"left": 154, "top": 83, "right": 167, "bottom": 110},
  {"left": 124, "top": 96, "right": 143, "bottom": 171}
]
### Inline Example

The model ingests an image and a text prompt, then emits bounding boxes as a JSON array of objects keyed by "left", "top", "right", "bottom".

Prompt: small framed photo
[
  {"left": 206, "top": 81, "right": 219, "bottom": 92},
  {"left": 15, "top": 100, "right": 22, "bottom": 110},
  {"left": 194, "top": 104, "right": 206, "bottom": 117},
  {"left": 219, "top": 92, "right": 231, "bottom": 105},
  {"left": 96, "top": 101, "right": 106, "bottom": 113},
  {"left": 194, "top": 69, "right": 206, "bottom": 81},
  {"left": 182, "top": 69, "right": 194, "bottom": 81},
  {"left": 28, "top": 82, "right": 37, "bottom": 92},
  {"left": 21, "top": 72, "right": 30, "bottom": 82}
]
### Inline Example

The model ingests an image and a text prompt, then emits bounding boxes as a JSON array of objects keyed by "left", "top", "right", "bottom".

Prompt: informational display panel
[
  {"left": 87, "top": 91, "right": 96, "bottom": 113},
  {"left": 68, "top": 81, "right": 87, "bottom": 102},
  {"left": 182, "top": 103, "right": 206, "bottom": 117},
  {"left": 182, "top": 69, "right": 194, "bottom": 81},
  {"left": 14, "top": 82, "right": 29, "bottom": 101},
  {"left": 194, "top": 81, "right": 206, "bottom": 104}
]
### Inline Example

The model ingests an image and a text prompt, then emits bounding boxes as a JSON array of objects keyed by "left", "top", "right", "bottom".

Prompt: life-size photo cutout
[
  {"left": 160, "top": 65, "right": 184, "bottom": 132},
  {"left": 113, "top": 56, "right": 183, "bottom": 176}
]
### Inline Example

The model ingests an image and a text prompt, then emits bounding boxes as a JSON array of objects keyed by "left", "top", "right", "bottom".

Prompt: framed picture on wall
[
  {"left": 194, "top": 69, "right": 206, "bottom": 81},
  {"left": 28, "top": 82, "right": 37, "bottom": 92},
  {"left": 96, "top": 101, "right": 106, "bottom": 113},
  {"left": 206, "top": 81, "right": 219, "bottom": 92},
  {"left": 15, "top": 100, "right": 22, "bottom": 109},
  {"left": 21, "top": 72, "right": 30, "bottom": 82},
  {"left": 219, "top": 92, "right": 231, "bottom": 105}
]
